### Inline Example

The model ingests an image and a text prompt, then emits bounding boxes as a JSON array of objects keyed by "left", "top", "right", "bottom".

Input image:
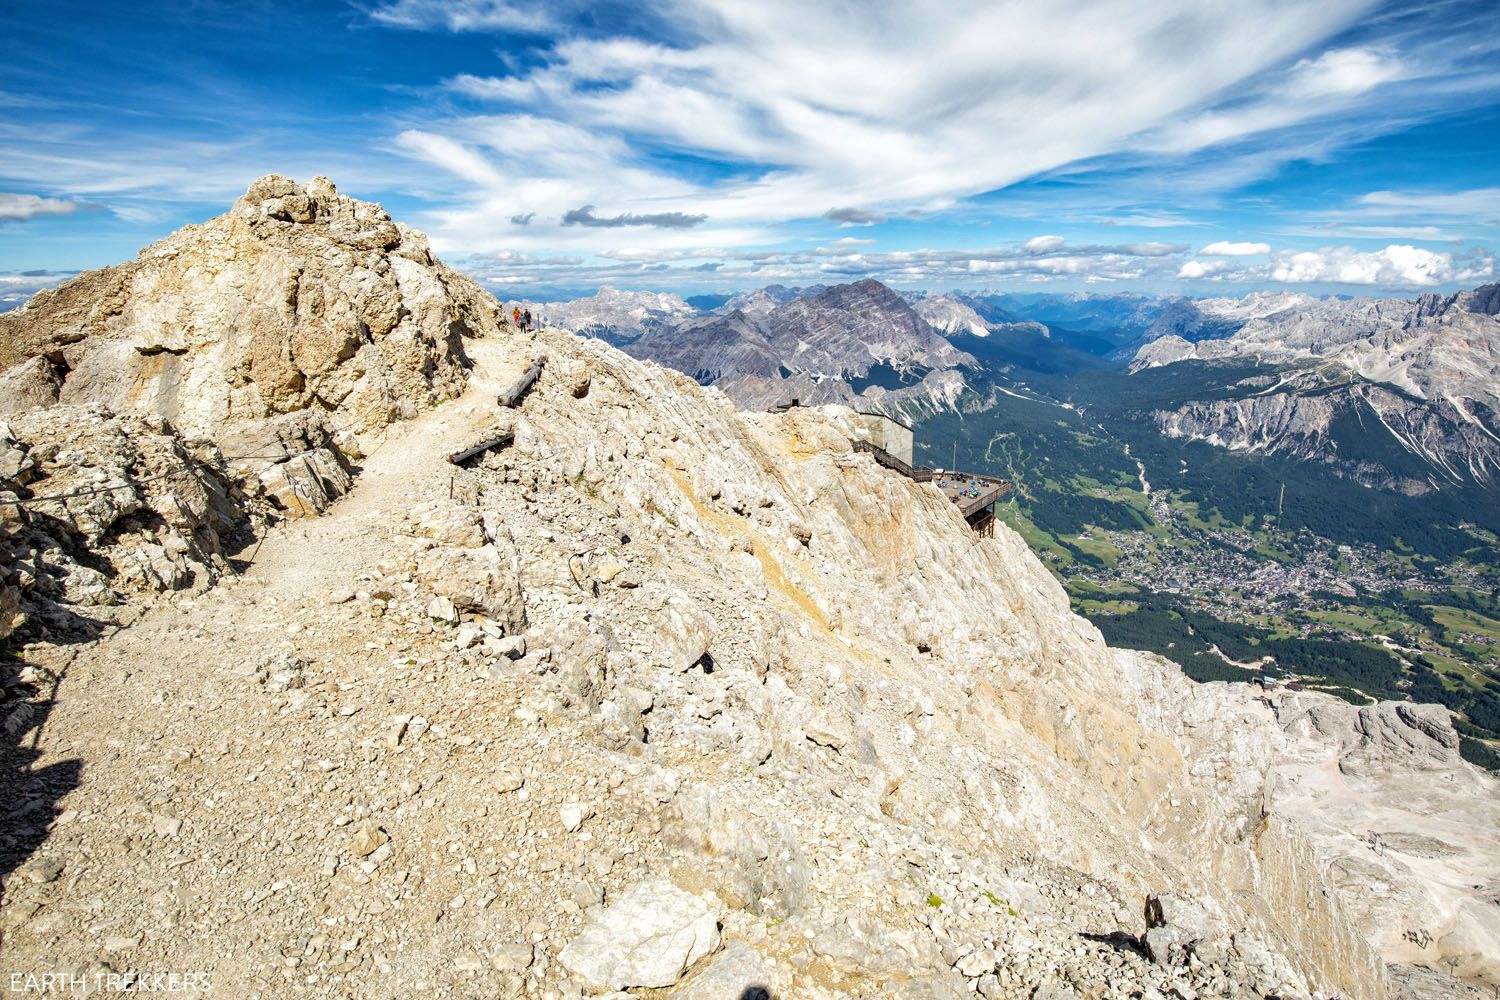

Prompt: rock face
[
  {"left": 0, "top": 173, "right": 502, "bottom": 508},
  {"left": 0, "top": 406, "right": 244, "bottom": 641},
  {"left": 1149, "top": 365, "right": 1500, "bottom": 492},
  {"left": 1268, "top": 691, "right": 1500, "bottom": 986},
  {"left": 909, "top": 293, "right": 993, "bottom": 339},
  {"left": 1134, "top": 286, "right": 1500, "bottom": 415},
  {"left": 722, "top": 283, "right": 812, "bottom": 319},
  {"left": 1143, "top": 892, "right": 1227, "bottom": 968},
  {"left": 0, "top": 177, "right": 506, "bottom": 642},
  {"left": 0, "top": 492, "right": 26, "bottom": 642}
]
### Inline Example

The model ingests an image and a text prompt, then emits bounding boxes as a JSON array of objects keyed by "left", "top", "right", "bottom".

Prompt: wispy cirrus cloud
[
  {"left": 2, "top": 0, "right": 1497, "bottom": 293},
  {"left": 393, "top": 0, "right": 1380, "bottom": 252},
  {"left": 1139, "top": 46, "right": 1411, "bottom": 154},
  {"left": 1355, "top": 186, "right": 1500, "bottom": 222}
]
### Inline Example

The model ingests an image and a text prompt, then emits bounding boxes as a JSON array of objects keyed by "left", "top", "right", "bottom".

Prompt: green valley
[{"left": 909, "top": 354, "right": 1500, "bottom": 770}]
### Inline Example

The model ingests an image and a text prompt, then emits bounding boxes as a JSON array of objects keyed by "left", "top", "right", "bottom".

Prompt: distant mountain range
[
  {"left": 1131, "top": 286, "right": 1500, "bottom": 491},
  {"left": 520, "top": 279, "right": 1500, "bottom": 493},
  {"left": 515, "top": 285, "right": 696, "bottom": 345}
]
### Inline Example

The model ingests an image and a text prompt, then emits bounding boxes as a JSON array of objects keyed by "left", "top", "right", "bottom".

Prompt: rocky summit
[
  {"left": 0, "top": 173, "right": 502, "bottom": 515},
  {"left": 0, "top": 179, "right": 1496, "bottom": 1000}
]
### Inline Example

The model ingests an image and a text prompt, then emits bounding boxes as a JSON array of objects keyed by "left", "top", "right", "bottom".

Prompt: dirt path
[
  {"left": 243, "top": 335, "right": 526, "bottom": 601},
  {"left": 1, "top": 333, "right": 576, "bottom": 997}
]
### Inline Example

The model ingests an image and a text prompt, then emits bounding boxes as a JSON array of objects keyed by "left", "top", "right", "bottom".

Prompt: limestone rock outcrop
[
  {"left": 0, "top": 407, "right": 244, "bottom": 642},
  {"left": 0, "top": 496, "right": 26, "bottom": 642},
  {"left": 0, "top": 174, "right": 502, "bottom": 513},
  {"left": 0, "top": 176, "right": 507, "bottom": 639}
]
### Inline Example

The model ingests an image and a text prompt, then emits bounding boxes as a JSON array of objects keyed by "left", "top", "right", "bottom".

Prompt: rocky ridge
[
  {"left": 1132, "top": 287, "right": 1500, "bottom": 413},
  {"left": 722, "top": 284, "right": 815, "bottom": 319},
  {"left": 1149, "top": 366, "right": 1500, "bottom": 491},
  {"left": 1, "top": 180, "right": 1494, "bottom": 998},
  {"left": 1129, "top": 287, "right": 1500, "bottom": 414},
  {"left": 909, "top": 294, "right": 993, "bottom": 339}
]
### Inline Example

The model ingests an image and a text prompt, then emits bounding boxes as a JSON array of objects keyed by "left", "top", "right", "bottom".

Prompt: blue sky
[{"left": 2, "top": 0, "right": 1498, "bottom": 304}]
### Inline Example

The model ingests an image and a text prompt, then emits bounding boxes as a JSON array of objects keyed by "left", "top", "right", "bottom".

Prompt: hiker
[
  {"left": 512, "top": 306, "right": 521, "bottom": 327},
  {"left": 523, "top": 308, "right": 533, "bottom": 332}
]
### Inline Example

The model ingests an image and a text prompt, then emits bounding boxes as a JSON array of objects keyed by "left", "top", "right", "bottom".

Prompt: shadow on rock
[
  {"left": 1081, "top": 930, "right": 1148, "bottom": 958},
  {"left": 0, "top": 654, "right": 81, "bottom": 898}
]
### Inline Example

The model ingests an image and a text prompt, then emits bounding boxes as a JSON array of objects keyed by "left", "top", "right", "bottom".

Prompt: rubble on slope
[{"left": 0, "top": 407, "right": 246, "bottom": 644}]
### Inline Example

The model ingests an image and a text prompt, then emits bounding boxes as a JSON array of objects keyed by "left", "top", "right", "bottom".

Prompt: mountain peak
[{"left": 0, "top": 174, "right": 502, "bottom": 513}]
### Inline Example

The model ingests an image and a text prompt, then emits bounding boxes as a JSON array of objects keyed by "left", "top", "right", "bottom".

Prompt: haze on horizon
[{"left": 2, "top": 0, "right": 1498, "bottom": 304}]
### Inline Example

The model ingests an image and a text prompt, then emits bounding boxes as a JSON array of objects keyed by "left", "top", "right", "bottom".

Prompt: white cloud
[
  {"left": 1024, "top": 235, "right": 1066, "bottom": 253},
  {"left": 0, "top": 271, "right": 75, "bottom": 311},
  {"left": 1337, "top": 225, "right": 1446, "bottom": 239},
  {"left": 1100, "top": 214, "right": 1206, "bottom": 229},
  {"left": 1178, "top": 260, "right": 1224, "bottom": 278},
  {"left": 368, "top": 0, "right": 550, "bottom": 32},
  {"left": 1143, "top": 46, "right": 1408, "bottom": 153},
  {"left": 0, "top": 193, "right": 84, "bottom": 221},
  {"left": 1356, "top": 187, "right": 1500, "bottom": 222},
  {"left": 1200, "top": 241, "right": 1271, "bottom": 256},
  {"left": 1285, "top": 46, "right": 1407, "bottom": 100},
  {"left": 456, "top": 235, "right": 1195, "bottom": 293},
  {"left": 395, "top": 0, "right": 1372, "bottom": 252},
  {"left": 1269, "top": 244, "right": 1493, "bottom": 286}
]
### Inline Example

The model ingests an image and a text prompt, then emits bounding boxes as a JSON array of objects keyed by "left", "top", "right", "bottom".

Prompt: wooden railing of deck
[
  {"left": 853, "top": 440, "right": 925, "bottom": 480},
  {"left": 852, "top": 440, "right": 1012, "bottom": 528},
  {"left": 954, "top": 478, "right": 1011, "bottom": 517}
]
